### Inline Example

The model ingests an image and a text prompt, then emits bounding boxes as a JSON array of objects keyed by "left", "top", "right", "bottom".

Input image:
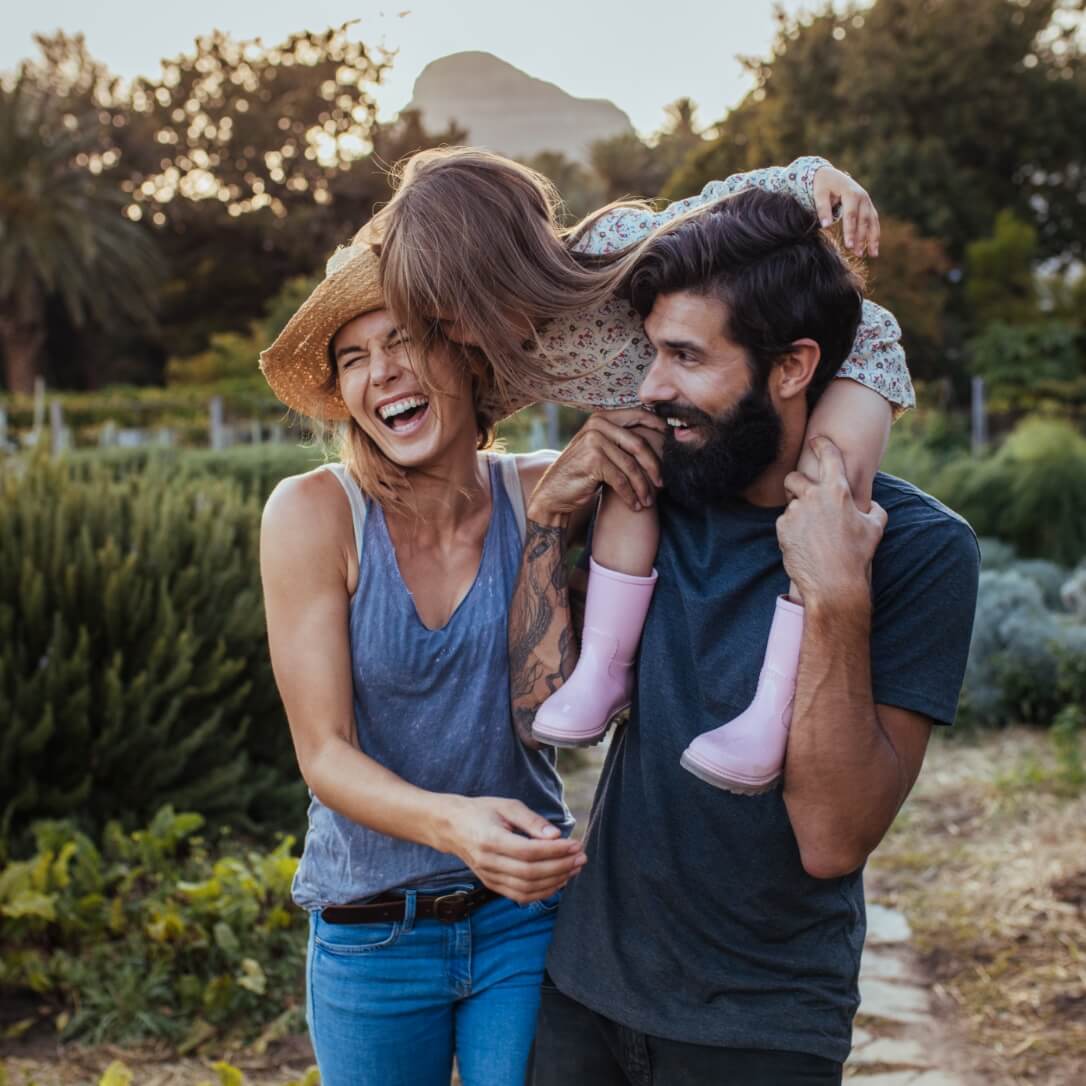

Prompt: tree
[
  {"left": 863, "top": 218, "right": 951, "bottom": 381},
  {"left": 589, "top": 98, "right": 709, "bottom": 203},
  {"left": 965, "top": 211, "right": 1042, "bottom": 326},
  {"left": 964, "top": 211, "right": 1085, "bottom": 412},
  {"left": 10, "top": 30, "right": 464, "bottom": 387},
  {"left": 523, "top": 150, "right": 605, "bottom": 222},
  {"left": 0, "top": 73, "right": 161, "bottom": 394},
  {"left": 667, "top": 0, "right": 1086, "bottom": 262}
]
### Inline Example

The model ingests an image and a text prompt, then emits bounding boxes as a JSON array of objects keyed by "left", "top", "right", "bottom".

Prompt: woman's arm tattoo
[{"left": 508, "top": 519, "right": 580, "bottom": 747}]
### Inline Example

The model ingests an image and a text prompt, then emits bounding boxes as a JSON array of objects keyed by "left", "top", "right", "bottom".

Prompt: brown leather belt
[{"left": 321, "top": 886, "right": 500, "bottom": 925}]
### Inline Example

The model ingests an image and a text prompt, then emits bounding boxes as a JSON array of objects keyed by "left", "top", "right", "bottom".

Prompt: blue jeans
[{"left": 306, "top": 885, "right": 560, "bottom": 1086}]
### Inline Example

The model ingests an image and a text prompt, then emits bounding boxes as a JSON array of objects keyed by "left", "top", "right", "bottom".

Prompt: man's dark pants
[{"left": 530, "top": 977, "right": 843, "bottom": 1086}]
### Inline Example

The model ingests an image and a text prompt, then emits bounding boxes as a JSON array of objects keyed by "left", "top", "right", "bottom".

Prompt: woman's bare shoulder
[{"left": 262, "top": 466, "right": 353, "bottom": 560}]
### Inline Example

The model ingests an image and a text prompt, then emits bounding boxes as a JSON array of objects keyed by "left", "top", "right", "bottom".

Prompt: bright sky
[{"left": 1, "top": 0, "right": 818, "bottom": 135}]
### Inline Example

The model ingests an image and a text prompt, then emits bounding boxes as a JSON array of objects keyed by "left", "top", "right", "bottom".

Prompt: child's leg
[
  {"left": 681, "top": 379, "right": 893, "bottom": 793},
  {"left": 591, "top": 486, "right": 659, "bottom": 579},
  {"left": 788, "top": 379, "right": 891, "bottom": 602},
  {"left": 531, "top": 486, "right": 659, "bottom": 748}
]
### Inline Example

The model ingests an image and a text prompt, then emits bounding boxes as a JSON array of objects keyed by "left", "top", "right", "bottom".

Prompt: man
[{"left": 509, "top": 188, "right": 980, "bottom": 1085}]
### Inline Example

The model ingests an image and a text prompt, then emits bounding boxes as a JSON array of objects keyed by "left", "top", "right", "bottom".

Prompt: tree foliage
[
  {"left": 668, "top": 0, "right": 1085, "bottom": 262},
  {"left": 0, "top": 72, "right": 162, "bottom": 394},
  {"left": 4, "top": 28, "right": 463, "bottom": 389}
]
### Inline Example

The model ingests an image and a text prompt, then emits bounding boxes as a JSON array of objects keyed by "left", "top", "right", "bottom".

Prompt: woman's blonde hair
[
  {"left": 369, "top": 146, "right": 653, "bottom": 411},
  {"left": 321, "top": 334, "right": 500, "bottom": 517}
]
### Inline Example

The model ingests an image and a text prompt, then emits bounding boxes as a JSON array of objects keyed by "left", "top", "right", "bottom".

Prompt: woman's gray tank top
[{"left": 291, "top": 454, "right": 574, "bottom": 910}]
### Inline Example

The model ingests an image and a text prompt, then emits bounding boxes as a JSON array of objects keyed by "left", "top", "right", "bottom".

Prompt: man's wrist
[
  {"left": 525, "top": 500, "right": 570, "bottom": 530},
  {"left": 801, "top": 579, "right": 873, "bottom": 623}
]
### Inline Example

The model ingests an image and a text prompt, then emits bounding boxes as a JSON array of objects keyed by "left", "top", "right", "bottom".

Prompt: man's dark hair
[{"left": 626, "top": 188, "right": 865, "bottom": 407}]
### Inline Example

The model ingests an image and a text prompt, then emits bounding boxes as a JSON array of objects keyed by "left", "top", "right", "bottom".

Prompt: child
[{"left": 371, "top": 148, "right": 912, "bottom": 793}]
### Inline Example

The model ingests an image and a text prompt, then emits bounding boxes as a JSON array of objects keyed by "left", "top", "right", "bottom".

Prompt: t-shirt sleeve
[{"left": 869, "top": 507, "right": 980, "bottom": 726}]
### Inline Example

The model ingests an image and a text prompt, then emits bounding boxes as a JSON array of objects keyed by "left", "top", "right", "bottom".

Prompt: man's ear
[{"left": 775, "top": 338, "right": 821, "bottom": 401}]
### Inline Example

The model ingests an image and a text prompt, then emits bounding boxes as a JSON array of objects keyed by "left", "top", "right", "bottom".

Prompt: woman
[{"left": 258, "top": 245, "right": 649, "bottom": 1084}]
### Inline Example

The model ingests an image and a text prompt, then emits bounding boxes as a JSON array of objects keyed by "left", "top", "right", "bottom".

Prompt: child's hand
[{"left": 813, "top": 167, "right": 880, "bottom": 256}]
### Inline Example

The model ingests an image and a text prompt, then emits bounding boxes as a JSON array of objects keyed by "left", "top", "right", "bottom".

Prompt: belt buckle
[{"left": 432, "top": 890, "right": 470, "bottom": 922}]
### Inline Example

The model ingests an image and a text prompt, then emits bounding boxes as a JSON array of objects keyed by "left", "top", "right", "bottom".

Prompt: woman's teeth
[{"left": 378, "top": 397, "right": 430, "bottom": 431}]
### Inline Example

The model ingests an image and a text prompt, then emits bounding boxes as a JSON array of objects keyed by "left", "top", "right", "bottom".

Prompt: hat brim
[
  {"left": 260, "top": 247, "right": 535, "bottom": 424},
  {"left": 259, "top": 248, "right": 384, "bottom": 421}
]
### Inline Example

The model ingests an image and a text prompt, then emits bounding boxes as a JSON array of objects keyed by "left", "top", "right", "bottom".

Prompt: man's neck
[{"left": 740, "top": 417, "right": 806, "bottom": 509}]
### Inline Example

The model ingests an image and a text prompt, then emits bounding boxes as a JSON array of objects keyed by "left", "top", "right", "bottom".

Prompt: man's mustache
[{"left": 648, "top": 401, "right": 716, "bottom": 429}]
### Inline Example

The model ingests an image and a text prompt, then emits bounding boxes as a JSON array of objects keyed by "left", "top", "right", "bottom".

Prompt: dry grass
[{"left": 868, "top": 728, "right": 1086, "bottom": 1086}]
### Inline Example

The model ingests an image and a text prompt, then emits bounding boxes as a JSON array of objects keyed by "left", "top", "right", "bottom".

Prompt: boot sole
[
  {"left": 532, "top": 704, "right": 630, "bottom": 749},
  {"left": 679, "top": 749, "right": 779, "bottom": 796}
]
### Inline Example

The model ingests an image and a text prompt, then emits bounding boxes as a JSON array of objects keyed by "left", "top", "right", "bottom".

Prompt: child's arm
[
  {"left": 574, "top": 158, "right": 877, "bottom": 256},
  {"left": 801, "top": 379, "right": 892, "bottom": 513},
  {"left": 803, "top": 299, "right": 914, "bottom": 507}
]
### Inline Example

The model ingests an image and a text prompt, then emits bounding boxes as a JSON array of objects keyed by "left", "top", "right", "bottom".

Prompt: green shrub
[
  {"left": 0, "top": 454, "right": 305, "bottom": 846},
  {"left": 64, "top": 443, "right": 326, "bottom": 503},
  {"left": 960, "top": 567, "right": 1086, "bottom": 729},
  {"left": 0, "top": 808, "right": 307, "bottom": 1047},
  {"left": 943, "top": 420, "right": 1086, "bottom": 567}
]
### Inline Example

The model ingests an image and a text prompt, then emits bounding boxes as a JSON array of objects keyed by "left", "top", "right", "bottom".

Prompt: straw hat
[
  {"left": 260, "top": 238, "right": 540, "bottom": 424},
  {"left": 259, "top": 241, "right": 384, "bottom": 421}
]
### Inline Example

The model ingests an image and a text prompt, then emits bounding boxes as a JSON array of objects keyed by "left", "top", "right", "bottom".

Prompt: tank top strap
[
  {"left": 492, "top": 453, "right": 526, "bottom": 542},
  {"left": 322, "top": 463, "right": 369, "bottom": 563}
]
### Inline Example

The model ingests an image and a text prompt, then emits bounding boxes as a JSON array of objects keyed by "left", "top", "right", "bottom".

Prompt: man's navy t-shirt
[{"left": 546, "top": 473, "right": 980, "bottom": 1063}]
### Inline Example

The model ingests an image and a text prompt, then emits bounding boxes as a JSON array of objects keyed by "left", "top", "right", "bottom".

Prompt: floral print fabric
[{"left": 521, "top": 157, "right": 914, "bottom": 415}]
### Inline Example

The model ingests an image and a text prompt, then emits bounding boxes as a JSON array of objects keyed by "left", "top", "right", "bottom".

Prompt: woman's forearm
[{"left": 304, "top": 735, "right": 463, "bottom": 854}]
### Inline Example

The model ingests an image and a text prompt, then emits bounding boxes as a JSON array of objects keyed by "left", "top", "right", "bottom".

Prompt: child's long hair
[{"left": 370, "top": 147, "right": 653, "bottom": 410}]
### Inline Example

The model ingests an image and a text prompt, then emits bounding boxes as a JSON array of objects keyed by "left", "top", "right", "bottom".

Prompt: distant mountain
[{"left": 405, "top": 51, "right": 634, "bottom": 164}]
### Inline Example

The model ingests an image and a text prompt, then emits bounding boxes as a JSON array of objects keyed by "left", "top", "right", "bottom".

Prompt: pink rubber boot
[
  {"left": 680, "top": 596, "right": 804, "bottom": 794},
  {"left": 531, "top": 558, "right": 658, "bottom": 748}
]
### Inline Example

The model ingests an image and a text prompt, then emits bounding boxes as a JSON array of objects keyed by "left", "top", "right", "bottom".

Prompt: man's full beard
[{"left": 655, "top": 388, "right": 783, "bottom": 508}]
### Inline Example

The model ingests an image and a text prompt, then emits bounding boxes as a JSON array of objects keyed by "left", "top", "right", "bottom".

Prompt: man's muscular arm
[
  {"left": 778, "top": 437, "right": 931, "bottom": 878},
  {"left": 509, "top": 517, "right": 580, "bottom": 749}
]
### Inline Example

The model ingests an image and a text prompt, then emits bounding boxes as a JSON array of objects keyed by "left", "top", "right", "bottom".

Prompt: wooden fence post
[
  {"left": 209, "top": 396, "right": 226, "bottom": 450},
  {"left": 30, "top": 376, "right": 46, "bottom": 447},
  {"left": 50, "top": 400, "right": 69, "bottom": 456}
]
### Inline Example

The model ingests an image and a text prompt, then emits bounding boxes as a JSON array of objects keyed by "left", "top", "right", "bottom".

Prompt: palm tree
[{"left": 0, "top": 73, "right": 161, "bottom": 394}]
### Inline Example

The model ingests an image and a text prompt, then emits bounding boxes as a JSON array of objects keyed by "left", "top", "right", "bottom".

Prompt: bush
[
  {"left": 935, "top": 419, "right": 1086, "bottom": 567},
  {"left": 0, "top": 454, "right": 305, "bottom": 847},
  {"left": 960, "top": 567, "right": 1086, "bottom": 728},
  {"left": 0, "top": 807, "right": 307, "bottom": 1047},
  {"left": 64, "top": 443, "right": 326, "bottom": 503}
]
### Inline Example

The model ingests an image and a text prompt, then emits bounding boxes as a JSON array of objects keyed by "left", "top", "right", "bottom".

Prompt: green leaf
[
  {"left": 210, "top": 1060, "right": 246, "bottom": 1086},
  {"left": 213, "top": 921, "right": 239, "bottom": 956},
  {"left": 236, "top": 958, "right": 266, "bottom": 996},
  {"left": 98, "top": 1061, "right": 134, "bottom": 1086},
  {"left": 1, "top": 890, "right": 57, "bottom": 921}
]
